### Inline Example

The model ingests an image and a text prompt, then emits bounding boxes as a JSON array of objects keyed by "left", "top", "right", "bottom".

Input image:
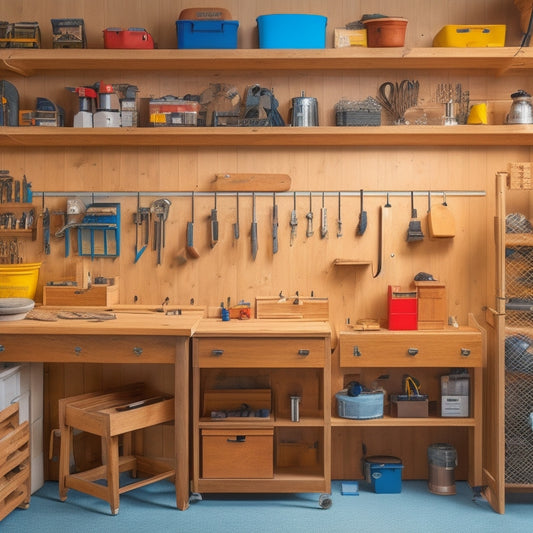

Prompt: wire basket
[{"left": 335, "top": 390, "right": 384, "bottom": 419}]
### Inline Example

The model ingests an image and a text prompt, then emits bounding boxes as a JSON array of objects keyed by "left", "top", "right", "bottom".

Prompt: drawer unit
[
  {"left": 196, "top": 338, "right": 325, "bottom": 368},
  {"left": 202, "top": 428, "right": 273, "bottom": 478},
  {"left": 339, "top": 329, "right": 482, "bottom": 367}
]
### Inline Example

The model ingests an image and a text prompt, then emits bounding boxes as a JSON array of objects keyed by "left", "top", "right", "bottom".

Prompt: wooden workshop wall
[{"left": 1, "top": 0, "right": 531, "bottom": 478}]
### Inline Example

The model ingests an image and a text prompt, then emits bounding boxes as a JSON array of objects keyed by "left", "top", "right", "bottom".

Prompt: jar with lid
[{"left": 506, "top": 90, "right": 533, "bottom": 124}]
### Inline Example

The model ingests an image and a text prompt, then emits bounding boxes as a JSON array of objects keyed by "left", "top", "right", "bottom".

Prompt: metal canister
[
  {"left": 290, "top": 395, "right": 301, "bottom": 422},
  {"left": 290, "top": 91, "right": 319, "bottom": 126}
]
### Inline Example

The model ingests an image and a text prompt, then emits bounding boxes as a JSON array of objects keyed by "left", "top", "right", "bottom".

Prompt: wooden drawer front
[
  {"left": 195, "top": 338, "right": 325, "bottom": 368},
  {"left": 202, "top": 428, "right": 273, "bottom": 479},
  {"left": 0, "top": 335, "right": 177, "bottom": 364},
  {"left": 339, "top": 331, "right": 482, "bottom": 367}
]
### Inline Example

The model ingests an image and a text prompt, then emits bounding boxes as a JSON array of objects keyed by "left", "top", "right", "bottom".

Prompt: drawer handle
[
  {"left": 298, "top": 349, "right": 310, "bottom": 356},
  {"left": 407, "top": 348, "right": 418, "bottom": 356},
  {"left": 227, "top": 435, "right": 246, "bottom": 443},
  {"left": 211, "top": 349, "right": 224, "bottom": 357},
  {"left": 461, "top": 348, "right": 471, "bottom": 357},
  {"left": 133, "top": 346, "right": 143, "bottom": 356},
  {"left": 74, "top": 346, "right": 82, "bottom": 356},
  {"left": 0, "top": 344, "right": 4, "bottom": 352},
  {"left": 353, "top": 346, "right": 361, "bottom": 357}
]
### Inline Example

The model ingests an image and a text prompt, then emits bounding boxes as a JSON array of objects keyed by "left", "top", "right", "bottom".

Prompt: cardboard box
[
  {"left": 390, "top": 394, "right": 429, "bottom": 417},
  {"left": 334, "top": 28, "right": 367, "bottom": 48},
  {"left": 202, "top": 427, "right": 273, "bottom": 478}
]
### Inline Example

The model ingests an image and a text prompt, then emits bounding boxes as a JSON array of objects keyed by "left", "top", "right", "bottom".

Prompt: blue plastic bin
[
  {"left": 364, "top": 456, "right": 404, "bottom": 493},
  {"left": 257, "top": 14, "right": 327, "bottom": 49},
  {"left": 176, "top": 20, "right": 238, "bottom": 49}
]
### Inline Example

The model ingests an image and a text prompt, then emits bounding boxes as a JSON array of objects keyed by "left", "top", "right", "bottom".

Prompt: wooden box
[
  {"left": 390, "top": 395, "right": 429, "bottom": 418},
  {"left": 255, "top": 296, "right": 329, "bottom": 320},
  {"left": 43, "top": 281, "right": 119, "bottom": 306},
  {"left": 414, "top": 281, "right": 447, "bottom": 330},
  {"left": 202, "top": 428, "right": 274, "bottom": 478},
  {"left": 0, "top": 402, "right": 30, "bottom": 522}
]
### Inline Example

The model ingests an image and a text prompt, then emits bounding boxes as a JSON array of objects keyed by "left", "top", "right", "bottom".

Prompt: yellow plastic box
[{"left": 433, "top": 25, "right": 506, "bottom": 47}]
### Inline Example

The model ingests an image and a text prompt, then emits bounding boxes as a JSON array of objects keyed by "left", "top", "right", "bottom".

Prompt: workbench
[{"left": 0, "top": 311, "right": 202, "bottom": 511}]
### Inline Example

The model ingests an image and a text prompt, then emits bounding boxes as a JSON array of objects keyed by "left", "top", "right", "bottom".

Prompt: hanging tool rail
[{"left": 32, "top": 190, "right": 486, "bottom": 199}]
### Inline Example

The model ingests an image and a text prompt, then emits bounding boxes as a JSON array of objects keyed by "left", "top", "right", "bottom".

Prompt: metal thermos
[
  {"left": 506, "top": 90, "right": 533, "bottom": 124},
  {"left": 290, "top": 91, "right": 319, "bottom": 126},
  {"left": 290, "top": 395, "right": 301, "bottom": 422}
]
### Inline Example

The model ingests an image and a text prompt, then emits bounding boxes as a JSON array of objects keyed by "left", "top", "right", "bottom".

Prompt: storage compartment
[
  {"left": 388, "top": 285, "right": 417, "bottom": 330},
  {"left": 42, "top": 281, "right": 119, "bottom": 306},
  {"left": 363, "top": 455, "right": 404, "bottom": 493},
  {"left": 257, "top": 14, "right": 327, "bottom": 49},
  {"left": 433, "top": 25, "right": 506, "bottom": 47},
  {"left": 103, "top": 28, "right": 154, "bottom": 49},
  {"left": 202, "top": 388, "right": 271, "bottom": 420},
  {"left": 441, "top": 373, "right": 470, "bottom": 417},
  {"left": 0, "top": 364, "right": 21, "bottom": 411},
  {"left": 202, "top": 428, "right": 273, "bottom": 478},
  {"left": 390, "top": 394, "right": 429, "bottom": 417},
  {"left": 0, "top": 263, "right": 41, "bottom": 299},
  {"left": 176, "top": 20, "right": 238, "bottom": 49},
  {"left": 414, "top": 281, "right": 447, "bottom": 330}
]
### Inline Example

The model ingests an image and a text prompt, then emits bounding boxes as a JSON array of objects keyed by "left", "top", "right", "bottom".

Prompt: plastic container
[
  {"left": 257, "top": 14, "right": 327, "bottom": 49},
  {"left": 433, "top": 25, "right": 506, "bottom": 47},
  {"left": 362, "top": 17, "right": 407, "bottom": 47},
  {"left": 364, "top": 455, "right": 404, "bottom": 493},
  {"left": 335, "top": 390, "right": 384, "bottom": 419},
  {"left": 0, "top": 263, "right": 41, "bottom": 299},
  {"left": 427, "top": 443, "right": 457, "bottom": 495},
  {"left": 176, "top": 20, "right": 238, "bottom": 49},
  {"left": 103, "top": 28, "right": 154, "bottom": 49}
]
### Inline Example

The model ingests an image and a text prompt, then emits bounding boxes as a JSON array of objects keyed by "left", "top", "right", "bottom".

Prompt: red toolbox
[
  {"left": 388, "top": 285, "right": 417, "bottom": 330},
  {"left": 103, "top": 28, "right": 154, "bottom": 49}
]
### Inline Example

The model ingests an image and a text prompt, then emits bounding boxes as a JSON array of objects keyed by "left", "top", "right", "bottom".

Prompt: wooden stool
[{"left": 58, "top": 383, "right": 175, "bottom": 515}]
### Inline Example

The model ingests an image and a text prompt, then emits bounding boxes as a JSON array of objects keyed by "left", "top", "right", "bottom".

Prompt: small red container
[
  {"left": 103, "top": 28, "right": 154, "bottom": 49},
  {"left": 388, "top": 285, "right": 417, "bottom": 330}
]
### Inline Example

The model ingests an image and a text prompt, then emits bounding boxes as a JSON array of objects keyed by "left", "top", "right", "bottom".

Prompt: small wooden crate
[
  {"left": 202, "top": 427, "right": 274, "bottom": 478},
  {"left": 43, "top": 281, "right": 119, "bottom": 306},
  {"left": 0, "top": 402, "right": 30, "bottom": 522},
  {"left": 255, "top": 296, "right": 329, "bottom": 320},
  {"left": 414, "top": 281, "right": 447, "bottom": 330}
]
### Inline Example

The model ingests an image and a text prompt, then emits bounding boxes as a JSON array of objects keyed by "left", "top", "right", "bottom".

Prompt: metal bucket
[{"left": 290, "top": 92, "right": 318, "bottom": 126}]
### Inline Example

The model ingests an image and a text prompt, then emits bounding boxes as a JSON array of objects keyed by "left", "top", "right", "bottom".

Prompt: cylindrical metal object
[
  {"left": 290, "top": 395, "right": 301, "bottom": 422},
  {"left": 427, "top": 443, "right": 457, "bottom": 495},
  {"left": 290, "top": 92, "right": 319, "bottom": 127}
]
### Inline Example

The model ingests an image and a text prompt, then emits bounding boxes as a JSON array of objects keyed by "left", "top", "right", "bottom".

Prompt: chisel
[
  {"left": 186, "top": 191, "right": 200, "bottom": 258},
  {"left": 272, "top": 192, "right": 279, "bottom": 254},
  {"left": 251, "top": 192, "right": 258, "bottom": 260},
  {"left": 306, "top": 191, "right": 314, "bottom": 238},
  {"left": 210, "top": 192, "right": 218, "bottom": 248},
  {"left": 337, "top": 191, "right": 342, "bottom": 238},
  {"left": 233, "top": 192, "right": 240, "bottom": 240},
  {"left": 290, "top": 191, "right": 298, "bottom": 246},
  {"left": 320, "top": 191, "right": 328, "bottom": 238}
]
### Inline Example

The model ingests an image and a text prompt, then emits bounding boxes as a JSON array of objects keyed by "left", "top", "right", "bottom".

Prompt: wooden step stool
[{"left": 58, "top": 383, "right": 175, "bottom": 515}]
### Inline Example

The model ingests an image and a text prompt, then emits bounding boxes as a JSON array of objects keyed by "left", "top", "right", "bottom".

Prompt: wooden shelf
[
  {"left": 331, "top": 415, "right": 477, "bottom": 427},
  {"left": 333, "top": 259, "right": 372, "bottom": 267},
  {"left": 505, "top": 233, "right": 533, "bottom": 247},
  {"left": 3, "top": 125, "right": 533, "bottom": 148},
  {"left": 1, "top": 47, "right": 532, "bottom": 76}
]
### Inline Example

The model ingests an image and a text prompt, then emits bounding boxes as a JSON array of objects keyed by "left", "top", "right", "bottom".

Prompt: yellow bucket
[{"left": 0, "top": 263, "right": 41, "bottom": 299}]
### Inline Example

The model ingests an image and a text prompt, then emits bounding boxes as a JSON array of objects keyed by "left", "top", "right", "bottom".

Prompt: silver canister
[
  {"left": 290, "top": 395, "right": 301, "bottom": 422},
  {"left": 506, "top": 90, "right": 533, "bottom": 124},
  {"left": 290, "top": 91, "right": 319, "bottom": 127}
]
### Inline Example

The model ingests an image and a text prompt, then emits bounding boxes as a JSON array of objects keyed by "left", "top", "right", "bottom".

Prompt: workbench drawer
[
  {"left": 202, "top": 427, "right": 273, "bottom": 478},
  {"left": 339, "top": 330, "right": 482, "bottom": 367},
  {"left": 195, "top": 338, "right": 325, "bottom": 368},
  {"left": 0, "top": 335, "right": 177, "bottom": 364}
]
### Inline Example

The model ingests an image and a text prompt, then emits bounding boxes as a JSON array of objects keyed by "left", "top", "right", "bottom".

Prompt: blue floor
[{"left": 2, "top": 480, "right": 532, "bottom": 533}]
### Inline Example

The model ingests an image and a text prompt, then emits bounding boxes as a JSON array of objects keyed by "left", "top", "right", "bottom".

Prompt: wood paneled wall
[{"left": 1, "top": 0, "right": 530, "bottom": 480}]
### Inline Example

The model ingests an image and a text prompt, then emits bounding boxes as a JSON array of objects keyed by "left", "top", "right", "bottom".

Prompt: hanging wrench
[
  {"left": 320, "top": 192, "right": 328, "bottom": 239},
  {"left": 290, "top": 191, "right": 298, "bottom": 246},
  {"left": 306, "top": 191, "right": 314, "bottom": 238},
  {"left": 150, "top": 198, "right": 171, "bottom": 265}
]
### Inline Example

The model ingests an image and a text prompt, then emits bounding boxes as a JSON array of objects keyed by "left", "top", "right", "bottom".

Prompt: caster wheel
[
  {"left": 318, "top": 493, "right": 332, "bottom": 509},
  {"left": 189, "top": 492, "right": 203, "bottom": 503}
]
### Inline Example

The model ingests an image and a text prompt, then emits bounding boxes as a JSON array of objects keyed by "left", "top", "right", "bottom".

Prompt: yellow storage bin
[
  {"left": 0, "top": 263, "right": 41, "bottom": 299},
  {"left": 433, "top": 25, "right": 506, "bottom": 47}
]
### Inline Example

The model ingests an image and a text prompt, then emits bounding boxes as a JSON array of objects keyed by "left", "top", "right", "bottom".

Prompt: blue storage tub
[
  {"left": 364, "top": 456, "right": 404, "bottom": 493},
  {"left": 257, "top": 14, "right": 327, "bottom": 49},
  {"left": 176, "top": 20, "right": 238, "bottom": 49}
]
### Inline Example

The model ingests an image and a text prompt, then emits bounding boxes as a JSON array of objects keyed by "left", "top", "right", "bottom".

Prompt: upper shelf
[
  {"left": 1, "top": 47, "right": 533, "bottom": 76},
  {"left": 2, "top": 125, "right": 533, "bottom": 147}
]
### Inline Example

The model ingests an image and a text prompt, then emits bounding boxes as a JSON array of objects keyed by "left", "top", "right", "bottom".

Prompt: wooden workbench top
[
  {"left": 0, "top": 310, "right": 203, "bottom": 337},
  {"left": 193, "top": 318, "right": 331, "bottom": 338}
]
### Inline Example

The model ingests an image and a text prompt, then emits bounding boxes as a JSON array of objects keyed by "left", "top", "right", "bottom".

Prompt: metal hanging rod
[{"left": 32, "top": 190, "right": 486, "bottom": 198}]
